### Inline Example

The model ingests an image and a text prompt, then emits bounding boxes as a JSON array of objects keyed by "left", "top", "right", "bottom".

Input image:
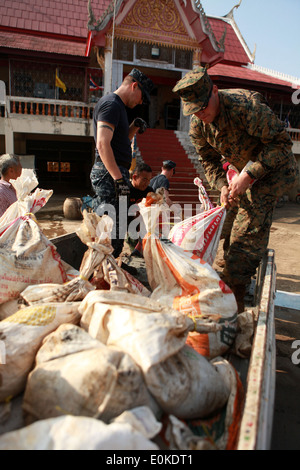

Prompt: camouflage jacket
[{"left": 189, "top": 89, "right": 295, "bottom": 192}]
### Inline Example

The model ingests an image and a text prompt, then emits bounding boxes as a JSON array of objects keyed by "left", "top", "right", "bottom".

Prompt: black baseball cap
[
  {"left": 129, "top": 68, "right": 154, "bottom": 105},
  {"left": 163, "top": 160, "right": 176, "bottom": 170}
]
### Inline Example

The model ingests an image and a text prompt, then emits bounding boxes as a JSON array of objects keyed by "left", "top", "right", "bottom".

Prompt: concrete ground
[{"left": 36, "top": 194, "right": 300, "bottom": 450}]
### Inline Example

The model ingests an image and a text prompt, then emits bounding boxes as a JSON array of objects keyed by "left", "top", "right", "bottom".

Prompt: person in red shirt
[{"left": 0, "top": 154, "right": 22, "bottom": 217}]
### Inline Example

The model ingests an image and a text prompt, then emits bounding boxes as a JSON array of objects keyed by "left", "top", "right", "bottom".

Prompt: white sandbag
[
  {"left": 110, "top": 406, "right": 162, "bottom": 440},
  {"left": 0, "top": 169, "right": 68, "bottom": 304},
  {"left": 0, "top": 414, "right": 159, "bottom": 450},
  {"left": 139, "top": 197, "right": 237, "bottom": 359},
  {"left": 145, "top": 345, "right": 230, "bottom": 420},
  {"left": 20, "top": 279, "right": 95, "bottom": 305},
  {"left": 79, "top": 290, "right": 195, "bottom": 372},
  {"left": 184, "top": 357, "right": 245, "bottom": 450},
  {"left": 0, "top": 303, "right": 80, "bottom": 402},
  {"left": 23, "top": 324, "right": 160, "bottom": 424},
  {"left": 168, "top": 205, "right": 226, "bottom": 265},
  {"left": 77, "top": 211, "right": 151, "bottom": 297}
]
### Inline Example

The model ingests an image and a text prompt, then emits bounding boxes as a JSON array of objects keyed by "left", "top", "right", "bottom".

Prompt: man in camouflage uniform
[
  {"left": 91, "top": 69, "right": 153, "bottom": 265},
  {"left": 173, "top": 67, "right": 298, "bottom": 312}
]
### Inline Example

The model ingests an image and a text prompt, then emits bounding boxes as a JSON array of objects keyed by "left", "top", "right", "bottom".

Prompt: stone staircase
[{"left": 136, "top": 129, "right": 219, "bottom": 209}]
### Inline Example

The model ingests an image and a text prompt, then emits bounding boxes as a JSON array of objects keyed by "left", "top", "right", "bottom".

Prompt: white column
[
  {"left": 104, "top": 34, "right": 113, "bottom": 94},
  {"left": 4, "top": 117, "right": 14, "bottom": 153}
]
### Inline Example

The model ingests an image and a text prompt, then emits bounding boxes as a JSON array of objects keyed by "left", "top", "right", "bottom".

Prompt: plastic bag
[{"left": 0, "top": 169, "right": 68, "bottom": 304}]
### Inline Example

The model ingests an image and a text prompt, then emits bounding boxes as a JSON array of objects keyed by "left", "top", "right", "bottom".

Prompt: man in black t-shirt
[
  {"left": 90, "top": 69, "right": 153, "bottom": 263},
  {"left": 129, "top": 162, "right": 153, "bottom": 206},
  {"left": 150, "top": 160, "right": 176, "bottom": 206}
]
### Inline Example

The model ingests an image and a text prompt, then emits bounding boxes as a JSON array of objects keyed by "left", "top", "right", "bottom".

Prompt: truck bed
[{"left": 52, "top": 232, "right": 276, "bottom": 450}]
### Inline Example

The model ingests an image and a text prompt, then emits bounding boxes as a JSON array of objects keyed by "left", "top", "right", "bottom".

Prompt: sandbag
[
  {"left": 0, "top": 414, "right": 160, "bottom": 450},
  {"left": 185, "top": 358, "right": 245, "bottom": 450},
  {"left": 19, "top": 211, "right": 150, "bottom": 306},
  {"left": 168, "top": 205, "right": 226, "bottom": 265},
  {"left": 145, "top": 346, "right": 231, "bottom": 420},
  {"left": 138, "top": 196, "right": 237, "bottom": 359},
  {"left": 0, "top": 303, "right": 80, "bottom": 402},
  {"left": 111, "top": 406, "right": 162, "bottom": 440},
  {"left": 0, "top": 169, "right": 68, "bottom": 304},
  {"left": 23, "top": 324, "right": 160, "bottom": 424},
  {"left": 77, "top": 211, "right": 151, "bottom": 296},
  {"left": 79, "top": 290, "right": 204, "bottom": 372}
]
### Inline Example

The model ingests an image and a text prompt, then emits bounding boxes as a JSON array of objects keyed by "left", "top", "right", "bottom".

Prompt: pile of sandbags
[{"left": 0, "top": 181, "right": 251, "bottom": 451}]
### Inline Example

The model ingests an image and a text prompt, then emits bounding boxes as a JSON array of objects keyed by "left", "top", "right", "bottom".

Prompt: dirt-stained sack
[
  {"left": 144, "top": 236, "right": 237, "bottom": 358},
  {"left": 23, "top": 324, "right": 160, "bottom": 424},
  {"left": 0, "top": 303, "right": 80, "bottom": 402},
  {"left": 145, "top": 346, "right": 231, "bottom": 420},
  {"left": 138, "top": 196, "right": 237, "bottom": 359},
  {"left": 184, "top": 358, "right": 245, "bottom": 450},
  {"left": 79, "top": 290, "right": 193, "bottom": 372}
]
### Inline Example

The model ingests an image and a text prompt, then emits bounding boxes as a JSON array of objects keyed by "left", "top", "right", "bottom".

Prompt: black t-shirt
[
  {"left": 93, "top": 93, "right": 132, "bottom": 169},
  {"left": 150, "top": 174, "right": 169, "bottom": 192},
  {"left": 129, "top": 184, "right": 153, "bottom": 206}
]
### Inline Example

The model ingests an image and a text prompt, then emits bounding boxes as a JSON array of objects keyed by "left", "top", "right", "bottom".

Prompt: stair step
[{"left": 136, "top": 129, "right": 216, "bottom": 204}]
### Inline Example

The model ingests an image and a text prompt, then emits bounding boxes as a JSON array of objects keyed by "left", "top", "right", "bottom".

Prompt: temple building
[{"left": 0, "top": 0, "right": 299, "bottom": 198}]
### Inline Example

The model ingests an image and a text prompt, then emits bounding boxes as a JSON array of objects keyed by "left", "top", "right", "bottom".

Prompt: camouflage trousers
[
  {"left": 90, "top": 162, "right": 131, "bottom": 258},
  {"left": 220, "top": 191, "right": 277, "bottom": 288},
  {"left": 219, "top": 161, "right": 298, "bottom": 288}
]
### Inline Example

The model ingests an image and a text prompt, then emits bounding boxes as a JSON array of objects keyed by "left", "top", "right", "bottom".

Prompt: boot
[{"left": 231, "top": 284, "right": 246, "bottom": 313}]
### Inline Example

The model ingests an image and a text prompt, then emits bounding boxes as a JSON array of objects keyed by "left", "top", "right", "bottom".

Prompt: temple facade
[{"left": 0, "top": 0, "right": 299, "bottom": 192}]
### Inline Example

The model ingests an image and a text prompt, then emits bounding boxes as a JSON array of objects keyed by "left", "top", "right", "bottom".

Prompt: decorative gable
[{"left": 115, "top": 0, "right": 199, "bottom": 50}]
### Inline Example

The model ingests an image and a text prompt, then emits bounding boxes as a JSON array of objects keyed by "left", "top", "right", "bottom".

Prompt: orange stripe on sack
[{"left": 186, "top": 332, "right": 210, "bottom": 357}]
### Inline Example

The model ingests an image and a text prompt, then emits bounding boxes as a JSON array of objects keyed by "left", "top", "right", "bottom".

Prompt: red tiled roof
[
  {"left": 0, "top": 30, "right": 87, "bottom": 56},
  {"left": 208, "top": 63, "right": 294, "bottom": 89},
  {"left": 208, "top": 17, "right": 250, "bottom": 65},
  {"left": 0, "top": 0, "right": 110, "bottom": 39}
]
